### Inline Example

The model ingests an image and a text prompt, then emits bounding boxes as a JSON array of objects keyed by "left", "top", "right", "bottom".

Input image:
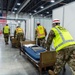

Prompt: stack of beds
[{"left": 20, "top": 41, "right": 56, "bottom": 73}]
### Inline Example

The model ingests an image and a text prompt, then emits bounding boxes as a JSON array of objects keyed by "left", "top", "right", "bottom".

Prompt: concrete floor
[{"left": 0, "top": 34, "right": 73, "bottom": 75}]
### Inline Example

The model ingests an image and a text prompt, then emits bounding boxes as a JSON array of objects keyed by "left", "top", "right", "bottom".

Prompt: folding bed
[{"left": 20, "top": 41, "right": 56, "bottom": 73}]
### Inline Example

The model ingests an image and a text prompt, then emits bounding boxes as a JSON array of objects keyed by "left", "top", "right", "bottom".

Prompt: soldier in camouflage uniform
[
  {"left": 3, "top": 24, "right": 10, "bottom": 45},
  {"left": 14, "top": 26, "right": 24, "bottom": 41},
  {"left": 46, "top": 19, "right": 75, "bottom": 75},
  {"left": 35, "top": 23, "right": 47, "bottom": 47},
  {"left": 14, "top": 26, "right": 24, "bottom": 47}
]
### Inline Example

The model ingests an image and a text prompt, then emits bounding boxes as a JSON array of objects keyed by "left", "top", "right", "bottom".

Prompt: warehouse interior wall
[
  {"left": 52, "top": 6, "right": 64, "bottom": 26},
  {"left": 64, "top": 1, "right": 75, "bottom": 39},
  {"left": 52, "top": 1, "right": 75, "bottom": 40}
]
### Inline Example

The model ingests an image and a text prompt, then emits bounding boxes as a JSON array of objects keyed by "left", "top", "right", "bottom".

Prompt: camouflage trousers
[
  {"left": 4, "top": 33, "right": 9, "bottom": 44},
  {"left": 54, "top": 45, "right": 75, "bottom": 75},
  {"left": 37, "top": 37, "right": 45, "bottom": 47},
  {"left": 17, "top": 33, "right": 24, "bottom": 41}
]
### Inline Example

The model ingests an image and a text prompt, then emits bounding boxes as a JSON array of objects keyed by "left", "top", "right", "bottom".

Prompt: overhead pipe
[
  {"left": 33, "top": 0, "right": 64, "bottom": 16},
  {"left": 16, "top": 0, "right": 31, "bottom": 14}
]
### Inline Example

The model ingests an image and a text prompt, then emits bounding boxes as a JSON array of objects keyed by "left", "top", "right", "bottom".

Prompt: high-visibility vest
[
  {"left": 16, "top": 28, "right": 23, "bottom": 34},
  {"left": 4, "top": 26, "right": 10, "bottom": 33},
  {"left": 36, "top": 25, "right": 45, "bottom": 38},
  {"left": 51, "top": 25, "right": 75, "bottom": 52}
]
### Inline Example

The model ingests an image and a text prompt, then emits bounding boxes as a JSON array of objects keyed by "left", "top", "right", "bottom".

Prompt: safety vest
[
  {"left": 36, "top": 25, "right": 45, "bottom": 38},
  {"left": 4, "top": 26, "right": 10, "bottom": 33},
  {"left": 16, "top": 28, "right": 23, "bottom": 34},
  {"left": 51, "top": 25, "right": 75, "bottom": 52}
]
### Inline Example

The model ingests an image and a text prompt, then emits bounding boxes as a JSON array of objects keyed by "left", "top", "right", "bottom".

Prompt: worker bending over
[{"left": 46, "top": 19, "right": 75, "bottom": 75}]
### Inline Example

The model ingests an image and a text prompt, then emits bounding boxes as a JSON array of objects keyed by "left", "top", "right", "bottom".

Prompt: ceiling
[{"left": 0, "top": 0, "right": 75, "bottom": 17}]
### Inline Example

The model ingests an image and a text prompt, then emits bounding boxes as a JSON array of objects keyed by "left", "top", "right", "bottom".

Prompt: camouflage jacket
[{"left": 46, "top": 30, "right": 55, "bottom": 51}]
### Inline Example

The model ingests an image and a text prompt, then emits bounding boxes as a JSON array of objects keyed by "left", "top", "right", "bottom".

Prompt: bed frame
[{"left": 20, "top": 41, "right": 56, "bottom": 73}]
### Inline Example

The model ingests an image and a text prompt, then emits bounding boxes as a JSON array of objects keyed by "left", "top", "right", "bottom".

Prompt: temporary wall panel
[
  {"left": 52, "top": 6, "right": 64, "bottom": 26},
  {"left": 25, "top": 19, "right": 31, "bottom": 40},
  {"left": 52, "top": 1, "right": 75, "bottom": 49},
  {"left": 30, "top": 17, "right": 35, "bottom": 41},
  {"left": 64, "top": 1, "right": 75, "bottom": 39},
  {"left": 20, "top": 21, "right": 26, "bottom": 38}
]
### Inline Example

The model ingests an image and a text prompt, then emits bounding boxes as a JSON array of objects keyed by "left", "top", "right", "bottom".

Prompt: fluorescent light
[
  {"left": 40, "top": 6, "right": 44, "bottom": 9},
  {"left": 14, "top": 8, "right": 17, "bottom": 10},
  {"left": 17, "top": 3, "right": 21, "bottom": 5},
  {"left": 47, "top": 12, "right": 49, "bottom": 14},
  {"left": 12, "top": 12, "right": 15, "bottom": 13},
  {"left": 51, "top": 0, "right": 55, "bottom": 2},
  {"left": 34, "top": 10, "right": 37, "bottom": 12}
]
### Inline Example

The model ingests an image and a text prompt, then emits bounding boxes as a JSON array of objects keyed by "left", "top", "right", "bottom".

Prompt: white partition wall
[
  {"left": 20, "top": 21, "right": 26, "bottom": 38},
  {"left": 42, "top": 18, "right": 52, "bottom": 39},
  {"left": 52, "top": 6, "right": 64, "bottom": 26},
  {"left": 64, "top": 2, "right": 75, "bottom": 39},
  {"left": 53, "top": 1, "right": 75, "bottom": 40},
  {"left": 30, "top": 16, "right": 35, "bottom": 41},
  {"left": 25, "top": 19, "right": 31, "bottom": 40}
]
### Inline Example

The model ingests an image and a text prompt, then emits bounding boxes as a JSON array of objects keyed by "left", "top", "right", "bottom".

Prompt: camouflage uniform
[
  {"left": 46, "top": 30, "right": 75, "bottom": 75},
  {"left": 17, "top": 33, "right": 24, "bottom": 41},
  {"left": 3, "top": 33, "right": 10, "bottom": 44},
  {"left": 3, "top": 26, "right": 10, "bottom": 44},
  {"left": 35, "top": 27, "right": 47, "bottom": 47},
  {"left": 14, "top": 28, "right": 24, "bottom": 47},
  {"left": 14, "top": 29, "right": 24, "bottom": 41}
]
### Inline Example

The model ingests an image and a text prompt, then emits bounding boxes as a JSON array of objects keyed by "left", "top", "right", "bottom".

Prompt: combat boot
[{"left": 48, "top": 70, "right": 56, "bottom": 75}]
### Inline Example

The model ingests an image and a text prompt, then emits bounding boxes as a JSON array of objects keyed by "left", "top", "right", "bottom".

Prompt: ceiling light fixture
[
  {"left": 14, "top": 8, "right": 17, "bottom": 10},
  {"left": 51, "top": 0, "right": 55, "bottom": 3},
  {"left": 17, "top": 3, "right": 21, "bottom": 6},
  {"left": 40, "top": 6, "right": 44, "bottom": 9},
  {"left": 34, "top": 10, "right": 37, "bottom": 12},
  {"left": 47, "top": 12, "right": 49, "bottom": 14},
  {"left": 12, "top": 12, "right": 15, "bottom": 13}
]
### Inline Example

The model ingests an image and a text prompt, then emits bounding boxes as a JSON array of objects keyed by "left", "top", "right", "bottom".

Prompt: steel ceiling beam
[
  {"left": 33, "top": 0, "right": 64, "bottom": 16},
  {"left": 16, "top": 0, "right": 31, "bottom": 14}
]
